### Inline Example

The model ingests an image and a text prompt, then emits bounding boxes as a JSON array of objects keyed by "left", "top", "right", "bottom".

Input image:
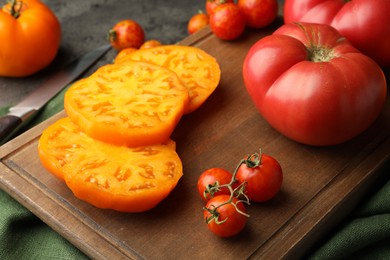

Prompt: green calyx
[
  {"left": 307, "top": 45, "right": 335, "bottom": 63},
  {"left": 7, "top": 0, "right": 23, "bottom": 18},
  {"left": 108, "top": 29, "right": 117, "bottom": 42}
]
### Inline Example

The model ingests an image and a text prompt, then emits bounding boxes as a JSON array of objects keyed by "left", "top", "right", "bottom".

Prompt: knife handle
[{"left": 0, "top": 115, "right": 22, "bottom": 144}]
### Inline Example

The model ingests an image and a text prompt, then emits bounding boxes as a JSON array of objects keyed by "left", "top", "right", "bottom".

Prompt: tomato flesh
[
  {"left": 65, "top": 60, "right": 189, "bottom": 147},
  {"left": 115, "top": 45, "right": 221, "bottom": 114},
  {"left": 38, "top": 117, "right": 183, "bottom": 212}
]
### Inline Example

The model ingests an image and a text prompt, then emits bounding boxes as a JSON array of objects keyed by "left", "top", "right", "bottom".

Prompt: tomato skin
[
  {"left": 117, "top": 45, "right": 221, "bottom": 114},
  {"left": 243, "top": 22, "right": 387, "bottom": 146},
  {"left": 109, "top": 19, "right": 145, "bottom": 51},
  {"left": 236, "top": 154, "right": 282, "bottom": 202},
  {"left": 204, "top": 195, "right": 248, "bottom": 237},
  {"left": 0, "top": 0, "right": 61, "bottom": 77},
  {"left": 237, "top": 0, "right": 278, "bottom": 28},
  {"left": 113, "top": 47, "right": 138, "bottom": 63},
  {"left": 206, "top": 0, "right": 234, "bottom": 15},
  {"left": 210, "top": 3, "right": 246, "bottom": 40},
  {"left": 197, "top": 168, "right": 235, "bottom": 202},
  {"left": 140, "top": 39, "right": 161, "bottom": 49},
  {"left": 284, "top": 0, "right": 390, "bottom": 67},
  {"left": 188, "top": 12, "right": 209, "bottom": 34},
  {"left": 38, "top": 117, "right": 183, "bottom": 213},
  {"left": 64, "top": 60, "right": 189, "bottom": 147}
]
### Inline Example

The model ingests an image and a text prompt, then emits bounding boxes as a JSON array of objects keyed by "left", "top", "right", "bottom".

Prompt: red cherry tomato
[
  {"left": 237, "top": 0, "right": 278, "bottom": 28},
  {"left": 206, "top": 0, "right": 234, "bottom": 15},
  {"left": 108, "top": 19, "right": 145, "bottom": 51},
  {"left": 204, "top": 195, "right": 248, "bottom": 237},
  {"left": 209, "top": 3, "right": 246, "bottom": 40},
  {"left": 197, "top": 168, "right": 236, "bottom": 202},
  {"left": 188, "top": 12, "right": 209, "bottom": 34},
  {"left": 236, "top": 153, "right": 283, "bottom": 202}
]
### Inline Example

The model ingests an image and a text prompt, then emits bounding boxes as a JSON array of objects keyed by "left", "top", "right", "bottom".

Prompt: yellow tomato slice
[
  {"left": 114, "top": 45, "right": 221, "bottom": 113},
  {"left": 113, "top": 47, "right": 138, "bottom": 63},
  {"left": 38, "top": 117, "right": 183, "bottom": 212},
  {"left": 64, "top": 60, "right": 189, "bottom": 147}
]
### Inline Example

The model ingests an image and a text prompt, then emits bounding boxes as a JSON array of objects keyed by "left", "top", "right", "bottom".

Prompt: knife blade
[{"left": 0, "top": 44, "right": 112, "bottom": 145}]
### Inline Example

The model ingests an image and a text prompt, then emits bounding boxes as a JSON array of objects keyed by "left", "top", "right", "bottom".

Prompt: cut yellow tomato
[
  {"left": 113, "top": 47, "right": 137, "bottom": 63},
  {"left": 38, "top": 117, "right": 183, "bottom": 212},
  {"left": 64, "top": 60, "right": 189, "bottom": 147},
  {"left": 114, "top": 45, "right": 221, "bottom": 113}
]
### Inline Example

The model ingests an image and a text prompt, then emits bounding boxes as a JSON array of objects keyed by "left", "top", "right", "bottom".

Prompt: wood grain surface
[{"left": 1, "top": 20, "right": 390, "bottom": 259}]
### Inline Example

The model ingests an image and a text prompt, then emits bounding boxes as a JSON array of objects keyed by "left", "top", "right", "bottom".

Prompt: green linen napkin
[
  {"left": 308, "top": 174, "right": 390, "bottom": 259},
  {"left": 0, "top": 87, "right": 88, "bottom": 259},
  {"left": 0, "top": 189, "right": 88, "bottom": 260},
  {"left": 1, "top": 86, "right": 390, "bottom": 259}
]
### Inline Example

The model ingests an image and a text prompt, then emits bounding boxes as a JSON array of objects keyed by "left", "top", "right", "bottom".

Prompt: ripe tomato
[
  {"left": 0, "top": 0, "right": 61, "bottom": 77},
  {"left": 140, "top": 39, "right": 162, "bottom": 49},
  {"left": 206, "top": 0, "right": 234, "bottom": 15},
  {"left": 237, "top": 0, "right": 278, "bottom": 28},
  {"left": 38, "top": 117, "right": 183, "bottom": 212},
  {"left": 64, "top": 60, "right": 189, "bottom": 147},
  {"left": 197, "top": 168, "right": 235, "bottom": 202},
  {"left": 236, "top": 153, "right": 283, "bottom": 202},
  {"left": 188, "top": 12, "right": 209, "bottom": 34},
  {"left": 283, "top": 0, "right": 390, "bottom": 67},
  {"left": 242, "top": 22, "right": 387, "bottom": 146},
  {"left": 209, "top": 3, "right": 246, "bottom": 40},
  {"left": 108, "top": 19, "right": 145, "bottom": 51},
  {"left": 204, "top": 195, "right": 248, "bottom": 237},
  {"left": 113, "top": 47, "right": 137, "bottom": 63},
  {"left": 115, "top": 45, "right": 221, "bottom": 114}
]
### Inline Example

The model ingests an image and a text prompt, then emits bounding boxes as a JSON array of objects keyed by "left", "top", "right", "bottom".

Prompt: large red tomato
[
  {"left": 283, "top": 0, "right": 390, "bottom": 67},
  {"left": 242, "top": 22, "right": 387, "bottom": 146}
]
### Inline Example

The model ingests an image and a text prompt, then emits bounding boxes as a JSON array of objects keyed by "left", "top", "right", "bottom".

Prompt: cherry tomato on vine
[
  {"left": 204, "top": 195, "right": 248, "bottom": 237},
  {"left": 206, "top": 0, "right": 234, "bottom": 15},
  {"left": 237, "top": 0, "right": 278, "bottom": 28},
  {"left": 188, "top": 11, "right": 209, "bottom": 34},
  {"left": 236, "top": 152, "right": 283, "bottom": 202},
  {"left": 197, "top": 168, "right": 236, "bottom": 202},
  {"left": 108, "top": 19, "right": 145, "bottom": 51},
  {"left": 209, "top": 3, "right": 246, "bottom": 40}
]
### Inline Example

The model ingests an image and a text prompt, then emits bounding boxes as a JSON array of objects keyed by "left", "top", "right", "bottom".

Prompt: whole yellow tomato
[{"left": 0, "top": 0, "right": 61, "bottom": 77}]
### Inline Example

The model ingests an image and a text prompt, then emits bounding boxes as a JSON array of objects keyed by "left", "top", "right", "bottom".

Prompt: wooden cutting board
[{"left": 1, "top": 20, "right": 389, "bottom": 259}]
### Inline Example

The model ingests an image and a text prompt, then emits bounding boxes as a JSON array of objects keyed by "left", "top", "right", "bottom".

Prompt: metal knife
[{"left": 0, "top": 44, "right": 112, "bottom": 145}]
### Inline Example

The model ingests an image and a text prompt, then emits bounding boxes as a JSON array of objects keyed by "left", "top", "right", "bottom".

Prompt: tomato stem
[
  {"left": 8, "top": 0, "right": 23, "bottom": 18},
  {"left": 307, "top": 45, "right": 335, "bottom": 63},
  {"left": 203, "top": 150, "right": 266, "bottom": 224},
  {"left": 242, "top": 149, "right": 262, "bottom": 168},
  {"left": 108, "top": 29, "right": 117, "bottom": 42}
]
